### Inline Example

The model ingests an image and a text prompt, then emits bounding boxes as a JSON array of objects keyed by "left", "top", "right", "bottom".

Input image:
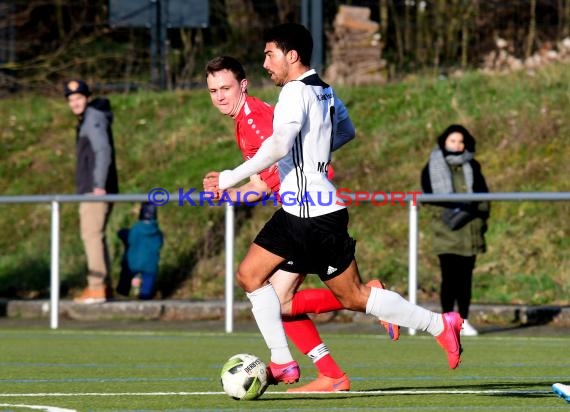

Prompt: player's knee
[
  {"left": 236, "top": 266, "right": 264, "bottom": 293},
  {"left": 235, "top": 269, "right": 250, "bottom": 291}
]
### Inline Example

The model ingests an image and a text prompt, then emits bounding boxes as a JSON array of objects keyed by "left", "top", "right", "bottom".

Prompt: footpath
[{"left": 1, "top": 298, "right": 569, "bottom": 329}]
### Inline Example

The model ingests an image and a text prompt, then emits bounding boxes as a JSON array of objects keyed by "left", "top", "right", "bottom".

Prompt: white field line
[
  {"left": 0, "top": 389, "right": 550, "bottom": 397},
  {"left": 0, "top": 404, "right": 75, "bottom": 412}
]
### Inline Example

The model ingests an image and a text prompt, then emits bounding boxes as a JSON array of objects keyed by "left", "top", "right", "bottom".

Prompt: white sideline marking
[
  {"left": 0, "top": 404, "right": 75, "bottom": 412},
  {"left": 276, "top": 389, "right": 551, "bottom": 395},
  {"left": 0, "top": 389, "right": 549, "bottom": 397}
]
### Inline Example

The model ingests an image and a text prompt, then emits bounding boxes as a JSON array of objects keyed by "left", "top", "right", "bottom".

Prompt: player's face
[
  {"left": 263, "top": 42, "right": 290, "bottom": 87},
  {"left": 206, "top": 69, "right": 247, "bottom": 117},
  {"left": 445, "top": 132, "right": 465, "bottom": 152},
  {"left": 67, "top": 93, "right": 88, "bottom": 116}
]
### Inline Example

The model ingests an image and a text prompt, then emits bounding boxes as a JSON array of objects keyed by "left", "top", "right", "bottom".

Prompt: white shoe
[
  {"left": 553, "top": 383, "right": 570, "bottom": 403},
  {"left": 460, "top": 319, "right": 478, "bottom": 336}
]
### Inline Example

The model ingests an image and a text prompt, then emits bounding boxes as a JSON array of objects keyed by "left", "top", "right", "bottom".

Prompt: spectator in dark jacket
[
  {"left": 116, "top": 203, "right": 163, "bottom": 300},
  {"left": 421, "top": 124, "right": 490, "bottom": 336},
  {"left": 65, "top": 79, "right": 119, "bottom": 304}
]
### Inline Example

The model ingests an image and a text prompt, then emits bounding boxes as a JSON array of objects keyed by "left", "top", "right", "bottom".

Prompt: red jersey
[
  {"left": 234, "top": 95, "right": 281, "bottom": 193},
  {"left": 233, "top": 95, "right": 335, "bottom": 195}
]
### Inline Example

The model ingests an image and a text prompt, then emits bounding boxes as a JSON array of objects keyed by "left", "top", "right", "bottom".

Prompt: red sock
[
  {"left": 282, "top": 315, "right": 344, "bottom": 378},
  {"left": 290, "top": 288, "right": 344, "bottom": 316}
]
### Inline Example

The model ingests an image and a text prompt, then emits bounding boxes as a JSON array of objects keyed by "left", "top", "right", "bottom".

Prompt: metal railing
[{"left": 1, "top": 192, "right": 569, "bottom": 332}]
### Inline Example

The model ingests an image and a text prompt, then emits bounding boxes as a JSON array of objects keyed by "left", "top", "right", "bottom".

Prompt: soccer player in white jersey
[
  {"left": 204, "top": 23, "right": 464, "bottom": 386},
  {"left": 204, "top": 55, "right": 402, "bottom": 392}
]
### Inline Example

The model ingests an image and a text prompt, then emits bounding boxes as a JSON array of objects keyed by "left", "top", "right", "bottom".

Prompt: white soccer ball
[{"left": 220, "top": 353, "right": 268, "bottom": 400}]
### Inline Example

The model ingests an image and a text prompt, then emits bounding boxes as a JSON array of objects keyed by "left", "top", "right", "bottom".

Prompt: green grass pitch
[{"left": 0, "top": 326, "right": 568, "bottom": 411}]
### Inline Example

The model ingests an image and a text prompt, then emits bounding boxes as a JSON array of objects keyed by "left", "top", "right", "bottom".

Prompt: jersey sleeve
[{"left": 273, "top": 81, "right": 306, "bottom": 135}]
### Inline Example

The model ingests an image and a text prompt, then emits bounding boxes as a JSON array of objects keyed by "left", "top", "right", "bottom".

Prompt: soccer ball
[{"left": 220, "top": 353, "right": 268, "bottom": 400}]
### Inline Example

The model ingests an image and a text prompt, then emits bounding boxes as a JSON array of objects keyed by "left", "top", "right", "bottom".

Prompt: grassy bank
[{"left": 1, "top": 63, "right": 569, "bottom": 304}]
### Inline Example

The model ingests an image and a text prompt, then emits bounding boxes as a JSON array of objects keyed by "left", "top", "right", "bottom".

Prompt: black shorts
[{"left": 253, "top": 208, "right": 356, "bottom": 281}]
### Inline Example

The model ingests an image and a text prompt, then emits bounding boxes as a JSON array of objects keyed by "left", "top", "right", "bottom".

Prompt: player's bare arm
[{"left": 225, "top": 174, "right": 271, "bottom": 203}]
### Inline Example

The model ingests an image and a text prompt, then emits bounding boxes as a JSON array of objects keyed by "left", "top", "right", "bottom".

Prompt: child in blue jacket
[{"left": 116, "top": 202, "right": 163, "bottom": 299}]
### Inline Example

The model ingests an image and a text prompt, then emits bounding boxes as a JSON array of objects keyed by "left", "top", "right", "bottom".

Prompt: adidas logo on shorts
[{"left": 326, "top": 266, "right": 337, "bottom": 275}]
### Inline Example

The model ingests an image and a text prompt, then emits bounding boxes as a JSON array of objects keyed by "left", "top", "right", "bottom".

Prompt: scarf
[{"left": 428, "top": 146, "right": 474, "bottom": 194}]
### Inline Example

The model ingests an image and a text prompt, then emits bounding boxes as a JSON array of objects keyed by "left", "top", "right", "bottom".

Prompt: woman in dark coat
[{"left": 421, "top": 124, "right": 490, "bottom": 336}]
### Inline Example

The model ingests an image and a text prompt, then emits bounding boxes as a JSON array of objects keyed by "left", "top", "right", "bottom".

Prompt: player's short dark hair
[
  {"left": 205, "top": 56, "right": 246, "bottom": 82},
  {"left": 263, "top": 23, "right": 313, "bottom": 67}
]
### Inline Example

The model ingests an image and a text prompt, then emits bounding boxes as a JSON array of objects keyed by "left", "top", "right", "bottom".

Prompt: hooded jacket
[
  {"left": 126, "top": 220, "right": 164, "bottom": 273},
  {"left": 75, "top": 98, "right": 119, "bottom": 194}
]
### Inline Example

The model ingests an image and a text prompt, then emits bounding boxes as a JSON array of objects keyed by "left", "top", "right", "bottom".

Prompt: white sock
[
  {"left": 246, "top": 283, "right": 293, "bottom": 364},
  {"left": 366, "top": 287, "right": 444, "bottom": 336}
]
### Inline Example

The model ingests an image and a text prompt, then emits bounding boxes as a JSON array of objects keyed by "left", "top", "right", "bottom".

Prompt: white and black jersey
[
  {"left": 229, "top": 69, "right": 359, "bottom": 278},
  {"left": 274, "top": 69, "right": 350, "bottom": 218}
]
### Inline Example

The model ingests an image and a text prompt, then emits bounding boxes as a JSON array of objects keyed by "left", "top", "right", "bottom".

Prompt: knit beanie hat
[{"left": 139, "top": 202, "right": 158, "bottom": 221}]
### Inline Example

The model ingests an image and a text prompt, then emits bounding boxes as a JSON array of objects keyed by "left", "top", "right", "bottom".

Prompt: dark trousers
[
  {"left": 116, "top": 259, "right": 157, "bottom": 300},
  {"left": 438, "top": 254, "right": 476, "bottom": 319}
]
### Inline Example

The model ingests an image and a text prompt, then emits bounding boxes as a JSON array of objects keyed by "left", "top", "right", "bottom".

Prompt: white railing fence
[{"left": 0, "top": 192, "right": 569, "bottom": 332}]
